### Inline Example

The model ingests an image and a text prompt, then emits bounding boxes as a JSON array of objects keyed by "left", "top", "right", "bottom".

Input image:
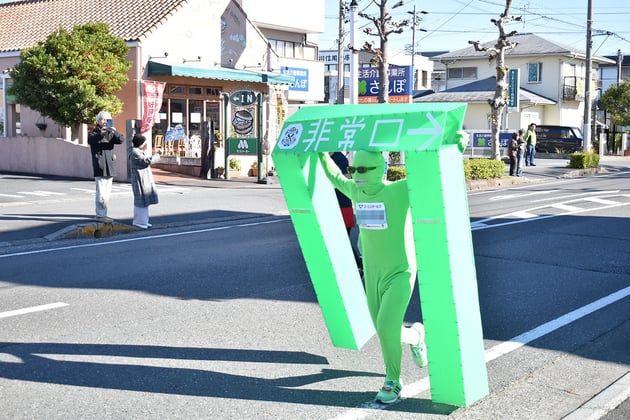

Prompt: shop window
[
  {"left": 206, "top": 87, "right": 221, "bottom": 96},
  {"left": 189, "top": 87, "right": 203, "bottom": 96},
  {"left": 170, "top": 86, "right": 185, "bottom": 95}
]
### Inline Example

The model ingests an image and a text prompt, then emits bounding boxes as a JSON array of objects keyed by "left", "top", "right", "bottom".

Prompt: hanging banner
[{"left": 140, "top": 80, "right": 166, "bottom": 133}]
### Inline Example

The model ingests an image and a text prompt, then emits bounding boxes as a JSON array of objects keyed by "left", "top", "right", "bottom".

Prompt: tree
[
  {"left": 469, "top": 0, "right": 521, "bottom": 160},
  {"left": 600, "top": 81, "right": 630, "bottom": 126},
  {"left": 8, "top": 22, "right": 131, "bottom": 127},
  {"left": 358, "top": 0, "right": 411, "bottom": 104}
]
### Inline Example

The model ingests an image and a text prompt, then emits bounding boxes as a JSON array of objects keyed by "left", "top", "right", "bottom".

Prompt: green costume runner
[
  {"left": 319, "top": 151, "right": 423, "bottom": 402},
  {"left": 272, "top": 103, "right": 489, "bottom": 407}
]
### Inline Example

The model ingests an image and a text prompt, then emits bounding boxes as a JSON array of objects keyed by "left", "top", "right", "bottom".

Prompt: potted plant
[
  {"left": 249, "top": 161, "right": 259, "bottom": 177},
  {"left": 213, "top": 130, "right": 223, "bottom": 148},
  {"left": 229, "top": 158, "right": 241, "bottom": 178}
]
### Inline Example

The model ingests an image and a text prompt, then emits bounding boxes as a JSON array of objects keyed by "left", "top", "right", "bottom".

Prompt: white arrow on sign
[{"left": 407, "top": 112, "right": 443, "bottom": 151}]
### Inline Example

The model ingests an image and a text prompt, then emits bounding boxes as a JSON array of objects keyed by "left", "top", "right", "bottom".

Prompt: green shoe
[
  {"left": 410, "top": 322, "right": 428, "bottom": 368},
  {"left": 375, "top": 379, "right": 402, "bottom": 404}
]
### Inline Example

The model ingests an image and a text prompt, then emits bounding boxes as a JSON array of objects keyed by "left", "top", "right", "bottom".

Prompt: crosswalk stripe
[
  {"left": 18, "top": 191, "right": 63, "bottom": 197},
  {"left": 511, "top": 210, "right": 537, "bottom": 219},
  {"left": 550, "top": 203, "right": 582, "bottom": 212},
  {"left": 583, "top": 197, "right": 619, "bottom": 205}
]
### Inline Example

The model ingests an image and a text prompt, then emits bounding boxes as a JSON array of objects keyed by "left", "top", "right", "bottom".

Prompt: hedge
[
  {"left": 568, "top": 152, "right": 600, "bottom": 169},
  {"left": 386, "top": 158, "right": 505, "bottom": 181}
]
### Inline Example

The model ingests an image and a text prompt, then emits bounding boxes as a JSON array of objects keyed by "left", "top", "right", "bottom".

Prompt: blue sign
[
  {"left": 507, "top": 68, "right": 520, "bottom": 112},
  {"left": 282, "top": 67, "right": 309, "bottom": 91},
  {"left": 472, "top": 132, "right": 513, "bottom": 148},
  {"left": 165, "top": 124, "right": 186, "bottom": 141},
  {"left": 358, "top": 65, "right": 412, "bottom": 99}
]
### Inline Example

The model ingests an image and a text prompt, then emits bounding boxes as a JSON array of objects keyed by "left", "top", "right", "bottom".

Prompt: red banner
[{"left": 140, "top": 80, "right": 166, "bottom": 133}]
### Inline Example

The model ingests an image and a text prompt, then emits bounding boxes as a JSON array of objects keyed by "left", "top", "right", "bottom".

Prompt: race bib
[{"left": 356, "top": 202, "right": 387, "bottom": 229}]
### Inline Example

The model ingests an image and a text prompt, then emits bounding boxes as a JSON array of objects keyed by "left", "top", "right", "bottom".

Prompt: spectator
[
  {"left": 129, "top": 134, "right": 160, "bottom": 229},
  {"left": 507, "top": 132, "right": 519, "bottom": 176},
  {"left": 87, "top": 111, "right": 124, "bottom": 222},
  {"left": 516, "top": 129, "right": 525, "bottom": 176},
  {"left": 524, "top": 123, "right": 537, "bottom": 166}
]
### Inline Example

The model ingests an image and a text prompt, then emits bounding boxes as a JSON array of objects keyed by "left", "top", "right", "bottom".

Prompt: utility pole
[
  {"left": 349, "top": 0, "right": 359, "bottom": 104},
  {"left": 336, "top": 0, "right": 345, "bottom": 104},
  {"left": 583, "top": 0, "right": 593, "bottom": 152},
  {"left": 407, "top": 6, "right": 427, "bottom": 90},
  {"left": 617, "top": 49, "right": 623, "bottom": 86}
]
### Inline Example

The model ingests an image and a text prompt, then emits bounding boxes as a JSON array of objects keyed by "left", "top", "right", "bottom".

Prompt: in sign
[{"left": 230, "top": 90, "right": 256, "bottom": 106}]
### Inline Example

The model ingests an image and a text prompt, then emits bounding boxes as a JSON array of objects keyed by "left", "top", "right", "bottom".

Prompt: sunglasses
[{"left": 347, "top": 166, "right": 377, "bottom": 174}]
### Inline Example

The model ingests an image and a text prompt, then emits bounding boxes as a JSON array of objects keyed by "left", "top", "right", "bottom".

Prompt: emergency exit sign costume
[{"left": 271, "top": 103, "right": 489, "bottom": 407}]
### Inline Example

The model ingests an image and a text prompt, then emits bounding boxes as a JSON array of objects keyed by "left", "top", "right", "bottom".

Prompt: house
[
  {"left": 415, "top": 33, "right": 614, "bottom": 134},
  {"left": 0, "top": 0, "right": 325, "bottom": 180}
]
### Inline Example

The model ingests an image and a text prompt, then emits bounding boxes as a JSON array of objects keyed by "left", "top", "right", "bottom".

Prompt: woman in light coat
[{"left": 129, "top": 134, "right": 160, "bottom": 229}]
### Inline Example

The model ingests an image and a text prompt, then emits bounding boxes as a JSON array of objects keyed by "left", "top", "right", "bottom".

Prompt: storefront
[{"left": 145, "top": 61, "right": 294, "bottom": 177}]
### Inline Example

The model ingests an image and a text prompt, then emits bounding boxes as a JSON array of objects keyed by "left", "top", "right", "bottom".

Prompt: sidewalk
[{"left": 151, "top": 167, "right": 282, "bottom": 189}]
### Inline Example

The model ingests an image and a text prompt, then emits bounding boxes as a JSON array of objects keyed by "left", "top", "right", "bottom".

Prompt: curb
[
  {"left": 562, "top": 372, "right": 630, "bottom": 420},
  {"left": 45, "top": 221, "right": 139, "bottom": 241}
]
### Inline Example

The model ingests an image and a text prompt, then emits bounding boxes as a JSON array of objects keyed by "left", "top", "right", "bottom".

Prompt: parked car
[{"left": 535, "top": 125, "right": 583, "bottom": 154}]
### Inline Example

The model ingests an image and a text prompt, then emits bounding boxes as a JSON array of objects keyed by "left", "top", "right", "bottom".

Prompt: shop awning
[{"left": 147, "top": 61, "right": 294, "bottom": 85}]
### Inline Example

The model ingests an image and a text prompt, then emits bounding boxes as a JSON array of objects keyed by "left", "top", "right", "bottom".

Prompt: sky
[{"left": 320, "top": 0, "right": 630, "bottom": 62}]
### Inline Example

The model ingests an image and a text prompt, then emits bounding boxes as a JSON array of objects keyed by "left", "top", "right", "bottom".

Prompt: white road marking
[
  {"left": 530, "top": 190, "right": 619, "bottom": 203},
  {"left": 473, "top": 194, "right": 630, "bottom": 231},
  {"left": 0, "top": 193, "right": 23, "bottom": 198},
  {"left": 0, "top": 302, "right": 69, "bottom": 319},
  {"left": 550, "top": 203, "right": 582, "bottom": 212},
  {"left": 511, "top": 210, "right": 538, "bottom": 219},
  {"left": 333, "top": 285, "right": 630, "bottom": 419},
  {"left": 0, "top": 218, "right": 288, "bottom": 259},
  {"left": 17, "top": 191, "right": 63, "bottom": 197},
  {"left": 583, "top": 196, "right": 619, "bottom": 206}
]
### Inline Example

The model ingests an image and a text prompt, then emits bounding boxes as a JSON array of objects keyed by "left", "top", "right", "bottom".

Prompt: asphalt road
[{"left": 1, "top": 161, "right": 629, "bottom": 419}]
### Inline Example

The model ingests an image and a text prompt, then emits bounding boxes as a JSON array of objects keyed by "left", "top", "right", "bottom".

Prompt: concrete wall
[{"left": 0, "top": 136, "right": 129, "bottom": 182}]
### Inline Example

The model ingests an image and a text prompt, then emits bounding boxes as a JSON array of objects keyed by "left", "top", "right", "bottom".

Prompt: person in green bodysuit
[{"left": 318, "top": 151, "right": 427, "bottom": 404}]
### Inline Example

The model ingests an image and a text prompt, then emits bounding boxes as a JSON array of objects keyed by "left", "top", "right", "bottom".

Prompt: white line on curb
[{"left": 0, "top": 302, "right": 69, "bottom": 319}]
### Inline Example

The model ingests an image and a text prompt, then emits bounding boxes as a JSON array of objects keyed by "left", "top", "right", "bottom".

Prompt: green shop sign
[{"left": 228, "top": 137, "right": 257, "bottom": 155}]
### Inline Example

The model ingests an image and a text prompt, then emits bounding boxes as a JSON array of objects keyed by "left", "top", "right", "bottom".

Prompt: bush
[
  {"left": 463, "top": 158, "right": 505, "bottom": 180},
  {"left": 385, "top": 159, "right": 505, "bottom": 181},
  {"left": 387, "top": 165, "right": 406, "bottom": 181},
  {"left": 568, "top": 152, "right": 599, "bottom": 169}
]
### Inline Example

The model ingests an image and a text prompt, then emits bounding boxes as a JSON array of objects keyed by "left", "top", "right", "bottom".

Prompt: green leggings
[{"left": 365, "top": 268, "right": 416, "bottom": 381}]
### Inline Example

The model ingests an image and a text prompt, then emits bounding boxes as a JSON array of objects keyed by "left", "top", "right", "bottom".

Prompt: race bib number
[{"left": 356, "top": 202, "right": 387, "bottom": 229}]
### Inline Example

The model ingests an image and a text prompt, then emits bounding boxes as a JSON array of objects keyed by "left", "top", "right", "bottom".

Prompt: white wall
[
  {"left": 243, "top": 0, "right": 325, "bottom": 33},
  {"left": 0, "top": 137, "right": 128, "bottom": 181},
  {"left": 140, "top": 0, "right": 228, "bottom": 69}
]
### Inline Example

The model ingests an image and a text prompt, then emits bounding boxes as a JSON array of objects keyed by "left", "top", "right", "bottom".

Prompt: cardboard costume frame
[{"left": 272, "top": 103, "right": 488, "bottom": 407}]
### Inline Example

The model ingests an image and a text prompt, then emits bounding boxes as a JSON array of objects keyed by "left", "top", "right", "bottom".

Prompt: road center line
[
  {"left": 333, "top": 285, "right": 630, "bottom": 419},
  {"left": 0, "top": 302, "right": 69, "bottom": 319}
]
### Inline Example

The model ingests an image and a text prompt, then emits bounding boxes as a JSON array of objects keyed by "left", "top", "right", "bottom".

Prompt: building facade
[
  {"left": 417, "top": 34, "right": 614, "bottom": 135},
  {"left": 0, "top": 0, "right": 325, "bottom": 180}
]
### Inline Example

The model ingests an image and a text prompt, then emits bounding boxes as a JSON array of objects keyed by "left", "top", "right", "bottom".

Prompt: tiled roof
[
  {"left": 431, "top": 34, "right": 614, "bottom": 64},
  {"left": 0, "top": 0, "right": 188, "bottom": 53},
  {"left": 415, "top": 77, "right": 556, "bottom": 105}
]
